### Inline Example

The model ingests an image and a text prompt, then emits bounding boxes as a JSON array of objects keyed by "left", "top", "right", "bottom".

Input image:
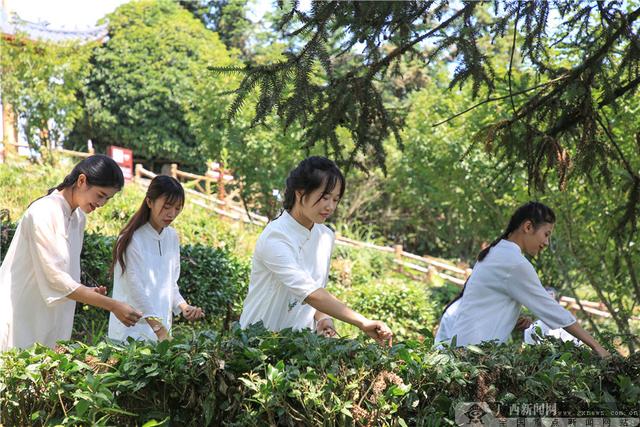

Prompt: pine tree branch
[
  {"left": 507, "top": 6, "right": 520, "bottom": 115},
  {"left": 363, "top": 4, "right": 473, "bottom": 80},
  {"left": 431, "top": 74, "right": 569, "bottom": 127}
]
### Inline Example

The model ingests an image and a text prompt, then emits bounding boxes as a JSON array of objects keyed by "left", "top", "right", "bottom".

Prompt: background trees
[
  {"left": 68, "top": 0, "right": 239, "bottom": 170},
  {"left": 224, "top": 1, "right": 640, "bottom": 229},
  {"left": 2, "top": 0, "right": 638, "bottom": 348},
  {"left": 0, "top": 35, "right": 93, "bottom": 151}
]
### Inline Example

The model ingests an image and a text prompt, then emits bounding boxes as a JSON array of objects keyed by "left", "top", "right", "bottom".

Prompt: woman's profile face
[
  {"left": 75, "top": 174, "right": 119, "bottom": 214},
  {"left": 523, "top": 221, "right": 554, "bottom": 257}
]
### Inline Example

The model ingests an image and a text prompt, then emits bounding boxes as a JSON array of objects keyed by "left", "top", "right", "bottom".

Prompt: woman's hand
[
  {"left": 92, "top": 286, "right": 108, "bottom": 296},
  {"left": 181, "top": 304, "right": 205, "bottom": 321},
  {"left": 514, "top": 316, "right": 533, "bottom": 331},
  {"left": 111, "top": 301, "right": 142, "bottom": 327},
  {"left": 155, "top": 326, "right": 171, "bottom": 342},
  {"left": 315, "top": 317, "right": 337, "bottom": 338},
  {"left": 360, "top": 319, "right": 393, "bottom": 347}
]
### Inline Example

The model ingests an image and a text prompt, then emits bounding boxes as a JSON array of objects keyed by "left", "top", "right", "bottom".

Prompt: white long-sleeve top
[
  {"left": 0, "top": 191, "right": 84, "bottom": 350},
  {"left": 239, "top": 210, "right": 335, "bottom": 331},
  {"left": 434, "top": 298, "right": 461, "bottom": 344},
  {"left": 108, "top": 223, "right": 185, "bottom": 342},
  {"left": 448, "top": 240, "right": 576, "bottom": 346}
]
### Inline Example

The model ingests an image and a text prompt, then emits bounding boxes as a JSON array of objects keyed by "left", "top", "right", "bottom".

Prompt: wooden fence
[
  {"left": 133, "top": 163, "right": 640, "bottom": 321},
  {"left": 3, "top": 143, "right": 95, "bottom": 159},
  {"left": 11, "top": 148, "right": 633, "bottom": 321},
  {"left": 135, "top": 164, "right": 472, "bottom": 284}
]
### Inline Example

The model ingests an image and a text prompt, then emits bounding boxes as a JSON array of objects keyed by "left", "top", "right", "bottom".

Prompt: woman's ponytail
[
  {"left": 442, "top": 201, "right": 556, "bottom": 316},
  {"left": 476, "top": 201, "right": 556, "bottom": 262}
]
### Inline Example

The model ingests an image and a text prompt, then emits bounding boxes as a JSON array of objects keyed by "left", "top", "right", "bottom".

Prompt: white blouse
[
  {"left": 0, "top": 191, "right": 84, "bottom": 350},
  {"left": 434, "top": 298, "right": 461, "bottom": 344},
  {"left": 448, "top": 240, "right": 576, "bottom": 346},
  {"left": 108, "top": 223, "right": 185, "bottom": 342},
  {"left": 239, "top": 210, "right": 335, "bottom": 331}
]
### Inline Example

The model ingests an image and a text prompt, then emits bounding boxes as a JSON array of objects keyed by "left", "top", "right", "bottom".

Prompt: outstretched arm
[
  {"left": 564, "top": 322, "right": 611, "bottom": 358},
  {"left": 305, "top": 288, "right": 392, "bottom": 345},
  {"left": 67, "top": 285, "right": 142, "bottom": 327}
]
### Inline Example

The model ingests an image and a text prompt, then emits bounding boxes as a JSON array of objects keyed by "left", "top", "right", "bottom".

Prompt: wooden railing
[
  {"left": 133, "top": 163, "right": 640, "bottom": 321},
  {"left": 58, "top": 147, "right": 94, "bottom": 158},
  {"left": 2, "top": 143, "right": 95, "bottom": 159},
  {"left": 135, "top": 164, "right": 269, "bottom": 224},
  {"left": 135, "top": 164, "right": 472, "bottom": 284},
  {"left": 23, "top": 150, "right": 634, "bottom": 321}
]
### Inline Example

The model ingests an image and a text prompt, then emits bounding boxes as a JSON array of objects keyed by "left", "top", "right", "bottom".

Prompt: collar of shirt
[
  {"left": 497, "top": 239, "right": 523, "bottom": 254},
  {"left": 142, "top": 222, "right": 165, "bottom": 241},
  {"left": 281, "top": 210, "right": 313, "bottom": 249},
  {"left": 50, "top": 190, "right": 74, "bottom": 220}
]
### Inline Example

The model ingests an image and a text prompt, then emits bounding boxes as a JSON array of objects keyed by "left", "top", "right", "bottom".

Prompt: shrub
[
  {"left": 1, "top": 327, "right": 638, "bottom": 426},
  {"left": 330, "top": 277, "right": 437, "bottom": 341}
]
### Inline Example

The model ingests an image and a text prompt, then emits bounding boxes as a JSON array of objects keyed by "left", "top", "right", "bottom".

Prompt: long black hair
[
  {"left": 111, "top": 175, "right": 185, "bottom": 275},
  {"left": 281, "top": 156, "right": 345, "bottom": 214},
  {"left": 442, "top": 201, "right": 556, "bottom": 315},
  {"left": 48, "top": 154, "right": 124, "bottom": 195}
]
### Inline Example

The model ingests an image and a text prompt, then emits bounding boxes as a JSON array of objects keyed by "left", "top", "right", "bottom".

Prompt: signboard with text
[{"left": 107, "top": 145, "right": 133, "bottom": 182}]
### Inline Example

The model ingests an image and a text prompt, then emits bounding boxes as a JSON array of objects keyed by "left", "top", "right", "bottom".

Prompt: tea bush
[
  {"left": 1, "top": 326, "right": 638, "bottom": 426},
  {"left": 330, "top": 277, "right": 438, "bottom": 341},
  {"left": 3, "top": 159, "right": 638, "bottom": 426}
]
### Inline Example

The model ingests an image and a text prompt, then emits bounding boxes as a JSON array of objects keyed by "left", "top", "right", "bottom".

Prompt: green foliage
[
  {"left": 221, "top": 115, "right": 307, "bottom": 219},
  {"left": 177, "top": 0, "right": 253, "bottom": 57},
  {"left": 0, "top": 157, "right": 257, "bottom": 256},
  {"left": 0, "top": 34, "right": 93, "bottom": 150},
  {"left": 225, "top": 2, "right": 640, "bottom": 201},
  {"left": 331, "top": 277, "right": 437, "bottom": 342},
  {"left": 1, "top": 327, "right": 638, "bottom": 426},
  {"left": 69, "top": 0, "right": 239, "bottom": 170},
  {"left": 0, "top": 159, "right": 62, "bottom": 223},
  {"left": 328, "top": 246, "right": 453, "bottom": 341},
  {"left": 331, "top": 245, "right": 393, "bottom": 288},
  {"left": 176, "top": 243, "right": 250, "bottom": 331}
]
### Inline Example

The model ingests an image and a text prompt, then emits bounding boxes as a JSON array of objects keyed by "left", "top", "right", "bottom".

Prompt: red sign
[{"left": 107, "top": 145, "right": 133, "bottom": 182}]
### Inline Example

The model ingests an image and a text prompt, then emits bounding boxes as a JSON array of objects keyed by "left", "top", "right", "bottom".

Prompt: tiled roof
[{"left": 0, "top": 9, "right": 107, "bottom": 43}]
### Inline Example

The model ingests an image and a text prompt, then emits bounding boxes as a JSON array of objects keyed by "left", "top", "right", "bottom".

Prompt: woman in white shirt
[
  {"left": 437, "top": 201, "right": 609, "bottom": 357},
  {"left": 240, "top": 156, "right": 392, "bottom": 345},
  {"left": 0, "top": 155, "right": 142, "bottom": 351},
  {"left": 434, "top": 298, "right": 461, "bottom": 344},
  {"left": 108, "top": 175, "right": 204, "bottom": 342}
]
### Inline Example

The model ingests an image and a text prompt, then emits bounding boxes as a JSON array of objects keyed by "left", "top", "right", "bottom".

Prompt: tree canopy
[
  {"left": 220, "top": 0, "right": 640, "bottom": 229},
  {"left": 0, "top": 35, "right": 93, "bottom": 151},
  {"left": 69, "top": 0, "right": 238, "bottom": 169}
]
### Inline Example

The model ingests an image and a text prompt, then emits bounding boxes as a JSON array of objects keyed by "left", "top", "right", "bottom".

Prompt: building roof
[{"left": 0, "top": 9, "right": 107, "bottom": 43}]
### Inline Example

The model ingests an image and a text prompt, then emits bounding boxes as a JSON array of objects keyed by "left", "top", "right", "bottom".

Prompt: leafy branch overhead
[{"left": 216, "top": 0, "right": 640, "bottom": 227}]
